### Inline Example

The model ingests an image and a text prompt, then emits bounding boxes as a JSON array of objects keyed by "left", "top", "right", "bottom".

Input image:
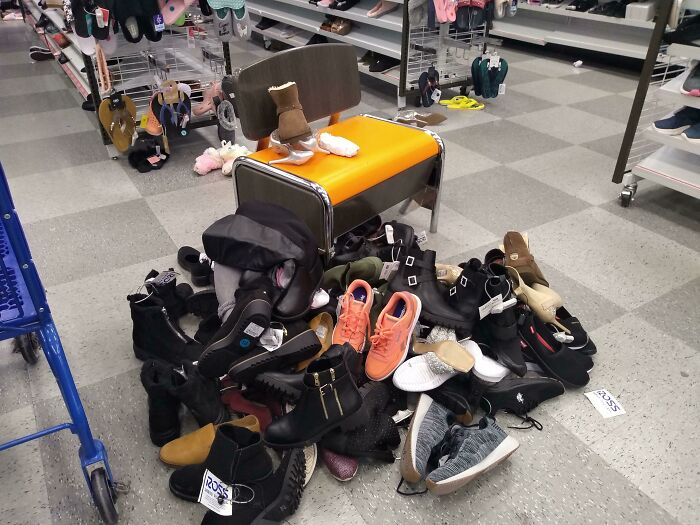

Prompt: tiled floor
[{"left": 1, "top": 18, "right": 699, "bottom": 525}]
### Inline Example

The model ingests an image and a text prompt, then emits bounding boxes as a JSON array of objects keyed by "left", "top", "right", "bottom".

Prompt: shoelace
[
  {"left": 369, "top": 326, "right": 395, "bottom": 361},
  {"left": 338, "top": 300, "right": 366, "bottom": 340},
  {"left": 507, "top": 414, "right": 543, "bottom": 431}
]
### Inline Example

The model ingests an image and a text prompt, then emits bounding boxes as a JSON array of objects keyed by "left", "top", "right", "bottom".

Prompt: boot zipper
[
  {"left": 314, "top": 372, "right": 329, "bottom": 420},
  {"left": 162, "top": 307, "right": 188, "bottom": 343},
  {"left": 330, "top": 368, "right": 344, "bottom": 416}
]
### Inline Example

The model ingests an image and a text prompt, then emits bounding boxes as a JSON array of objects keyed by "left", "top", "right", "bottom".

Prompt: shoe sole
[
  {"left": 133, "top": 344, "right": 181, "bottom": 365},
  {"left": 168, "top": 478, "right": 199, "bottom": 503},
  {"left": 399, "top": 393, "right": 432, "bottom": 484},
  {"left": 197, "top": 299, "right": 272, "bottom": 378},
  {"left": 228, "top": 330, "right": 321, "bottom": 383},
  {"left": 253, "top": 374, "right": 302, "bottom": 402},
  {"left": 413, "top": 339, "right": 475, "bottom": 373},
  {"left": 149, "top": 426, "right": 180, "bottom": 448},
  {"left": 652, "top": 123, "right": 689, "bottom": 135},
  {"left": 425, "top": 435, "right": 519, "bottom": 495},
  {"left": 367, "top": 295, "right": 422, "bottom": 381},
  {"left": 186, "top": 290, "right": 218, "bottom": 318},
  {"left": 419, "top": 308, "right": 471, "bottom": 331},
  {"left": 256, "top": 449, "right": 306, "bottom": 523}
]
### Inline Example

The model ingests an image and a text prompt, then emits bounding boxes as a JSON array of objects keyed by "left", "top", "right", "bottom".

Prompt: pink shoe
[
  {"left": 320, "top": 447, "right": 358, "bottom": 482},
  {"left": 159, "top": 0, "right": 195, "bottom": 25},
  {"left": 192, "top": 81, "right": 223, "bottom": 116},
  {"left": 445, "top": 0, "right": 456, "bottom": 22},
  {"left": 433, "top": 0, "right": 448, "bottom": 23}
]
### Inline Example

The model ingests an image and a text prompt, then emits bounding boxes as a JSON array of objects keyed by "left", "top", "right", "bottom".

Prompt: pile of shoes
[
  {"left": 319, "top": 14, "right": 352, "bottom": 35},
  {"left": 128, "top": 203, "right": 598, "bottom": 519}
]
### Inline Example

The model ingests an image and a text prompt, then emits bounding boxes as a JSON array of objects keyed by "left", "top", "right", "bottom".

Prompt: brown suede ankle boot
[{"left": 268, "top": 81, "right": 312, "bottom": 143}]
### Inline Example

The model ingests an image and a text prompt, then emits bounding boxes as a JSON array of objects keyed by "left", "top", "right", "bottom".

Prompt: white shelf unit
[
  {"left": 658, "top": 69, "right": 700, "bottom": 110},
  {"left": 668, "top": 44, "right": 700, "bottom": 62},
  {"left": 632, "top": 146, "right": 700, "bottom": 199},
  {"left": 643, "top": 127, "right": 700, "bottom": 156},
  {"left": 247, "top": 0, "right": 402, "bottom": 92},
  {"left": 491, "top": 0, "right": 654, "bottom": 59}
]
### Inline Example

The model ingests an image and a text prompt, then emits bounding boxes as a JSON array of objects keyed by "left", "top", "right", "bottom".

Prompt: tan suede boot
[
  {"left": 159, "top": 415, "right": 260, "bottom": 467},
  {"left": 268, "top": 81, "right": 312, "bottom": 143}
]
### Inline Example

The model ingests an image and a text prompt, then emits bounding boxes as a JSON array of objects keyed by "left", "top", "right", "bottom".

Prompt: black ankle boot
[
  {"left": 140, "top": 360, "right": 180, "bottom": 446},
  {"left": 170, "top": 361, "right": 229, "bottom": 426},
  {"left": 264, "top": 345, "right": 362, "bottom": 448},
  {"left": 482, "top": 264, "right": 526, "bottom": 377},
  {"left": 144, "top": 269, "right": 193, "bottom": 319},
  {"left": 388, "top": 248, "right": 469, "bottom": 330},
  {"left": 177, "top": 246, "right": 213, "bottom": 286},
  {"left": 197, "top": 280, "right": 274, "bottom": 379},
  {"left": 127, "top": 294, "right": 203, "bottom": 364},
  {"left": 447, "top": 258, "right": 488, "bottom": 337},
  {"left": 331, "top": 220, "right": 416, "bottom": 265},
  {"left": 253, "top": 370, "right": 305, "bottom": 402},
  {"left": 201, "top": 448, "right": 306, "bottom": 524},
  {"left": 427, "top": 372, "right": 489, "bottom": 424},
  {"left": 169, "top": 426, "right": 273, "bottom": 502}
]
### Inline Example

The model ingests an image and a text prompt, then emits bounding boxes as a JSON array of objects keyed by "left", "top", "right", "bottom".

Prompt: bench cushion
[{"left": 247, "top": 115, "right": 440, "bottom": 205}]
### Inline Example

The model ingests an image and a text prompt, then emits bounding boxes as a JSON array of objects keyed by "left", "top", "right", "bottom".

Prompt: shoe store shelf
[
  {"left": 491, "top": 9, "right": 650, "bottom": 59},
  {"left": 667, "top": 44, "right": 700, "bottom": 62},
  {"left": 517, "top": 2, "right": 656, "bottom": 30},
  {"left": 250, "top": 14, "right": 401, "bottom": 85},
  {"left": 643, "top": 127, "right": 700, "bottom": 157},
  {"left": 264, "top": 0, "right": 403, "bottom": 32},
  {"left": 247, "top": 0, "right": 401, "bottom": 58},
  {"left": 658, "top": 70, "right": 700, "bottom": 110},
  {"left": 632, "top": 146, "right": 700, "bottom": 199}
]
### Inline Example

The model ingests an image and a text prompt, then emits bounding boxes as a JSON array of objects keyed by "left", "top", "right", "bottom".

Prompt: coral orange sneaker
[
  {"left": 365, "top": 291, "right": 421, "bottom": 381},
  {"left": 332, "top": 279, "right": 373, "bottom": 352}
]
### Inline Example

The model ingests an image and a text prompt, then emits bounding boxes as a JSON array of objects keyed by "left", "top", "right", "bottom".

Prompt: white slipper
[{"left": 392, "top": 353, "right": 457, "bottom": 392}]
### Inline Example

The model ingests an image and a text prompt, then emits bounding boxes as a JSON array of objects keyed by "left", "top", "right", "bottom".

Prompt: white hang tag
[
  {"left": 431, "top": 88, "right": 442, "bottom": 103},
  {"left": 436, "top": 268, "right": 447, "bottom": 279},
  {"left": 385, "top": 224, "right": 395, "bottom": 245},
  {"left": 553, "top": 331, "right": 574, "bottom": 344},
  {"left": 498, "top": 83, "right": 506, "bottom": 95},
  {"left": 198, "top": 470, "right": 233, "bottom": 516},
  {"left": 380, "top": 261, "right": 400, "bottom": 280},
  {"left": 478, "top": 294, "right": 502, "bottom": 319},
  {"left": 416, "top": 230, "right": 428, "bottom": 246},
  {"left": 260, "top": 327, "right": 285, "bottom": 351},
  {"left": 490, "top": 297, "right": 516, "bottom": 314},
  {"left": 336, "top": 296, "right": 344, "bottom": 318},
  {"left": 243, "top": 322, "right": 265, "bottom": 338},
  {"left": 489, "top": 53, "right": 500, "bottom": 69},
  {"left": 584, "top": 389, "right": 626, "bottom": 418},
  {"left": 95, "top": 7, "right": 107, "bottom": 28},
  {"left": 314, "top": 323, "right": 328, "bottom": 342}
]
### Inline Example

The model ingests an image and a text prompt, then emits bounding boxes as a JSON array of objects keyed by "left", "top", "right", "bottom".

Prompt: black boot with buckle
[
  {"left": 388, "top": 248, "right": 470, "bottom": 330},
  {"left": 447, "top": 258, "right": 488, "bottom": 338},
  {"left": 263, "top": 345, "right": 362, "bottom": 449}
]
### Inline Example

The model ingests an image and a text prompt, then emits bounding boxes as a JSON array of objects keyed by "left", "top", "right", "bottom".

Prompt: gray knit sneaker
[
  {"left": 400, "top": 394, "right": 451, "bottom": 483},
  {"left": 426, "top": 418, "right": 519, "bottom": 495}
]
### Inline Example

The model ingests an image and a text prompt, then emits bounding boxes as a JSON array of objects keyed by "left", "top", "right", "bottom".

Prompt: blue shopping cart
[{"left": 0, "top": 163, "right": 119, "bottom": 524}]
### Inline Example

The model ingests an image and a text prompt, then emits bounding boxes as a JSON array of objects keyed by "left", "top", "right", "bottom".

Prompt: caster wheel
[
  {"left": 619, "top": 189, "right": 633, "bottom": 208},
  {"left": 91, "top": 468, "right": 118, "bottom": 525},
  {"left": 460, "top": 85, "right": 467, "bottom": 96},
  {"left": 264, "top": 39, "right": 272, "bottom": 50},
  {"left": 14, "top": 333, "right": 40, "bottom": 365}
]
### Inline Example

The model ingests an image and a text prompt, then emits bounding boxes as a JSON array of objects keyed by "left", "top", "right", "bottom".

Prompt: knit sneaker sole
[
  {"left": 257, "top": 449, "right": 306, "bottom": 523},
  {"left": 425, "top": 435, "right": 519, "bottom": 496},
  {"left": 399, "top": 393, "right": 433, "bottom": 483}
]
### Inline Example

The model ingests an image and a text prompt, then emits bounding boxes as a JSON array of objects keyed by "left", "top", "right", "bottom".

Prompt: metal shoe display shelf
[
  {"left": 0, "top": 162, "right": 121, "bottom": 524},
  {"left": 403, "top": 5, "right": 489, "bottom": 104},
  {"left": 613, "top": 2, "right": 700, "bottom": 206}
]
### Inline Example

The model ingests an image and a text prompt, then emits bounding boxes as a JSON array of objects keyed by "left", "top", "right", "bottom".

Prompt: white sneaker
[{"left": 393, "top": 353, "right": 457, "bottom": 392}]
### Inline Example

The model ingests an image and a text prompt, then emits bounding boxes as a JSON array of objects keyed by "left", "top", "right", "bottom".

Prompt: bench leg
[{"left": 399, "top": 197, "right": 412, "bottom": 215}]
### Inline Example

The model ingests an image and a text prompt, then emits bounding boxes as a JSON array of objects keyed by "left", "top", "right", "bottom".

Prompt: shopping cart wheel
[
  {"left": 91, "top": 468, "right": 118, "bottom": 525},
  {"left": 14, "top": 333, "right": 40, "bottom": 365}
]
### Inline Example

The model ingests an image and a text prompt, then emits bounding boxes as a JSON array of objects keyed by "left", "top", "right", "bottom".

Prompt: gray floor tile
[
  {"left": 0, "top": 74, "right": 66, "bottom": 97},
  {"left": 507, "top": 105, "right": 626, "bottom": 144},
  {"left": 24, "top": 199, "right": 177, "bottom": 287},
  {"left": 287, "top": 468, "right": 365, "bottom": 525},
  {"left": 569, "top": 93, "right": 634, "bottom": 124},
  {"left": 507, "top": 145, "right": 619, "bottom": 205},
  {"left": 0, "top": 62, "right": 58, "bottom": 79},
  {"left": 581, "top": 133, "right": 624, "bottom": 159},
  {"left": 561, "top": 68, "right": 640, "bottom": 94},
  {"left": 441, "top": 166, "right": 590, "bottom": 233},
  {"left": 9, "top": 161, "right": 141, "bottom": 224},
  {"left": 634, "top": 277, "right": 700, "bottom": 352},
  {"left": 501, "top": 66, "right": 542, "bottom": 86},
  {"left": 509, "top": 57, "right": 589, "bottom": 78},
  {"left": 528, "top": 207, "right": 700, "bottom": 310},
  {"left": 441, "top": 139, "right": 500, "bottom": 181},
  {"left": 146, "top": 179, "right": 236, "bottom": 249},
  {"left": 482, "top": 88, "right": 557, "bottom": 118},
  {"left": 33, "top": 370, "right": 205, "bottom": 525},
  {"left": 0, "top": 50, "right": 36, "bottom": 66},
  {"left": 403, "top": 103, "right": 500, "bottom": 134},
  {"left": 0, "top": 107, "right": 94, "bottom": 145},
  {"left": 0, "top": 88, "right": 78, "bottom": 119},
  {"left": 510, "top": 77, "right": 611, "bottom": 105},
  {"left": 0, "top": 406, "right": 52, "bottom": 525},
  {"left": 0, "top": 340, "right": 33, "bottom": 416},
  {"left": 442, "top": 120, "right": 571, "bottom": 163},
  {"left": 0, "top": 129, "right": 107, "bottom": 178},
  {"left": 600, "top": 182, "right": 700, "bottom": 253},
  {"left": 26, "top": 254, "right": 178, "bottom": 401}
]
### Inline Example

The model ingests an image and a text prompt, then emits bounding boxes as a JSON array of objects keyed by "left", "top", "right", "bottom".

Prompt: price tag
[
  {"left": 385, "top": 224, "right": 395, "bottom": 244},
  {"left": 380, "top": 261, "right": 400, "bottom": 280},
  {"left": 478, "top": 294, "right": 502, "bottom": 319},
  {"left": 95, "top": 7, "right": 108, "bottom": 28},
  {"left": 430, "top": 88, "right": 442, "bottom": 103},
  {"left": 314, "top": 324, "right": 328, "bottom": 341},
  {"left": 243, "top": 322, "right": 264, "bottom": 338},
  {"left": 498, "top": 83, "right": 506, "bottom": 95},
  {"left": 198, "top": 470, "right": 232, "bottom": 516},
  {"left": 415, "top": 230, "right": 428, "bottom": 246},
  {"left": 489, "top": 54, "right": 500, "bottom": 69},
  {"left": 584, "top": 389, "right": 626, "bottom": 418},
  {"left": 153, "top": 13, "right": 165, "bottom": 32},
  {"left": 260, "top": 327, "right": 285, "bottom": 351}
]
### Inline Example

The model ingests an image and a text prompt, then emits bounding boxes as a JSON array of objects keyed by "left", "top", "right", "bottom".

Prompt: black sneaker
[
  {"left": 197, "top": 281, "right": 274, "bottom": 379},
  {"left": 554, "top": 306, "right": 597, "bottom": 356},
  {"left": 29, "top": 49, "right": 53, "bottom": 61},
  {"left": 255, "top": 16, "right": 278, "bottom": 30},
  {"left": 482, "top": 372, "right": 564, "bottom": 417}
]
